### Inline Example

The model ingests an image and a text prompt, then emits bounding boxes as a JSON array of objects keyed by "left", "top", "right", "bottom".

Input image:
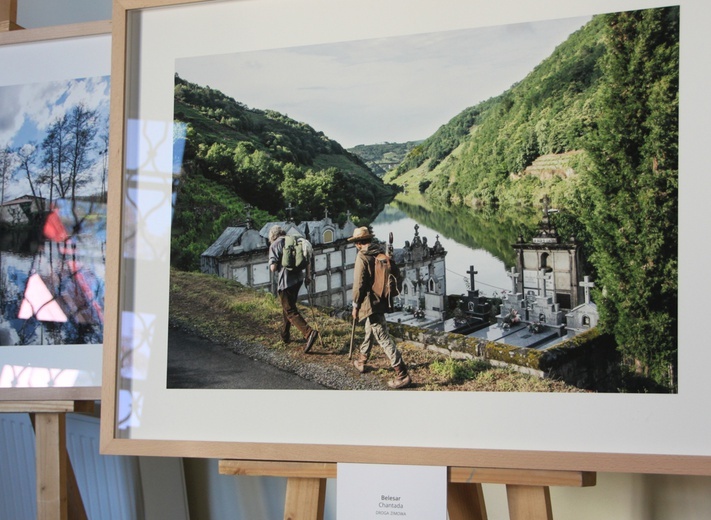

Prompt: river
[{"left": 369, "top": 200, "right": 538, "bottom": 298}]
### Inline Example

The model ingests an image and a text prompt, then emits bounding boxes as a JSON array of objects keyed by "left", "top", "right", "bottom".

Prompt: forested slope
[
  {"left": 387, "top": 8, "right": 679, "bottom": 389},
  {"left": 171, "top": 75, "right": 397, "bottom": 270}
]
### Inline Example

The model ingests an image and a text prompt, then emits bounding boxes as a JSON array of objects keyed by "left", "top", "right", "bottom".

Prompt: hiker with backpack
[
  {"left": 268, "top": 225, "right": 319, "bottom": 353},
  {"left": 349, "top": 226, "right": 412, "bottom": 389}
]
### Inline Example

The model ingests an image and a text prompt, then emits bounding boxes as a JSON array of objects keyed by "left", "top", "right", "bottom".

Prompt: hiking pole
[
  {"left": 306, "top": 279, "right": 326, "bottom": 350},
  {"left": 348, "top": 314, "right": 357, "bottom": 359}
]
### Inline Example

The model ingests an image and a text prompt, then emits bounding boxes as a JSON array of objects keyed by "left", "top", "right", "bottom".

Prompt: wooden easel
[
  {"left": 0, "top": 400, "right": 94, "bottom": 520},
  {"left": 0, "top": 0, "right": 22, "bottom": 31},
  {"left": 219, "top": 460, "right": 596, "bottom": 520}
]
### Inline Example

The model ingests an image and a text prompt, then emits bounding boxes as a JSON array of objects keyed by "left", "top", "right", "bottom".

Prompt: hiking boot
[
  {"left": 304, "top": 330, "right": 319, "bottom": 353},
  {"left": 353, "top": 353, "right": 368, "bottom": 373},
  {"left": 388, "top": 362, "right": 412, "bottom": 389}
]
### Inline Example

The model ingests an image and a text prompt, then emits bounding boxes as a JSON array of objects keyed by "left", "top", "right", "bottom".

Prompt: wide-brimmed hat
[{"left": 347, "top": 226, "right": 375, "bottom": 243}]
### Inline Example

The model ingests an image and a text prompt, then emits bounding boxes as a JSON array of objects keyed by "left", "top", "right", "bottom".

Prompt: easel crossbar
[
  {"left": 218, "top": 460, "right": 595, "bottom": 487},
  {"left": 0, "top": 400, "right": 94, "bottom": 414}
]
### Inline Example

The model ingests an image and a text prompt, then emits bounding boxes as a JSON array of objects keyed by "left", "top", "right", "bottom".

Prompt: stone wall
[{"left": 388, "top": 321, "right": 621, "bottom": 391}]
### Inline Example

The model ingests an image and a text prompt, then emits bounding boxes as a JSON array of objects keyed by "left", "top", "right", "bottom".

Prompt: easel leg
[
  {"left": 448, "top": 482, "right": 488, "bottom": 520},
  {"left": 67, "top": 457, "right": 88, "bottom": 520},
  {"left": 506, "top": 485, "right": 552, "bottom": 520},
  {"left": 34, "top": 412, "right": 68, "bottom": 520},
  {"left": 0, "top": 0, "right": 20, "bottom": 31},
  {"left": 283, "top": 477, "right": 326, "bottom": 520}
]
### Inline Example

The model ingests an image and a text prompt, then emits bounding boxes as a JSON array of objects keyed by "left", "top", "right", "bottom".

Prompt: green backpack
[{"left": 282, "top": 235, "right": 312, "bottom": 271}]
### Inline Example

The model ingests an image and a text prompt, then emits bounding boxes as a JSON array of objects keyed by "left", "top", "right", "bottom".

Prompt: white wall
[{"left": 9, "top": 1, "right": 711, "bottom": 519}]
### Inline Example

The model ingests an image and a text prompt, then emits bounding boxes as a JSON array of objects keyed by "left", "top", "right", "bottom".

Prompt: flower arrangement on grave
[
  {"left": 502, "top": 308, "right": 520, "bottom": 326},
  {"left": 528, "top": 321, "right": 545, "bottom": 334}
]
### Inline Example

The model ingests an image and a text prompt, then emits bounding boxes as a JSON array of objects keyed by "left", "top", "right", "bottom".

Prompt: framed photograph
[
  {"left": 102, "top": 0, "right": 711, "bottom": 474},
  {"left": 0, "top": 22, "right": 111, "bottom": 401}
]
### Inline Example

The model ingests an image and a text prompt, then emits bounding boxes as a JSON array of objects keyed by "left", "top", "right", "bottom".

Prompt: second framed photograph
[
  {"left": 1, "top": 22, "right": 111, "bottom": 401},
  {"left": 103, "top": 0, "right": 711, "bottom": 474}
]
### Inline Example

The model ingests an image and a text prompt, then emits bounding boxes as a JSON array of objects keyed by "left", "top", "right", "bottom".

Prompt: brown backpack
[{"left": 372, "top": 253, "right": 401, "bottom": 313}]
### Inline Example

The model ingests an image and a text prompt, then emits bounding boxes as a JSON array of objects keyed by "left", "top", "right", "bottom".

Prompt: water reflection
[
  {"left": 370, "top": 201, "right": 538, "bottom": 297},
  {"left": 0, "top": 199, "right": 106, "bottom": 346}
]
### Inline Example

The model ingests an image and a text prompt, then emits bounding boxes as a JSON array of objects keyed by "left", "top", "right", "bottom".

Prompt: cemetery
[{"left": 200, "top": 199, "right": 614, "bottom": 388}]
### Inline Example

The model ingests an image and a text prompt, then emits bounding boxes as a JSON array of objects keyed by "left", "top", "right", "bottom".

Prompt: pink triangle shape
[{"left": 18, "top": 273, "right": 68, "bottom": 323}]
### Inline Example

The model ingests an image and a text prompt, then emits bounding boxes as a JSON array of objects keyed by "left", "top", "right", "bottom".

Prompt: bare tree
[
  {"left": 0, "top": 146, "right": 16, "bottom": 205},
  {"left": 66, "top": 103, "right": 98, "bottom": 202},
  {"left": 41, "top": 114, "right": 71, "bottom": 204},
  {"left": 16, "top": 143, "right": 42, "bottom": 203},
  {"left": 40, "top": 103, "right": 99, "bottom": 205}
]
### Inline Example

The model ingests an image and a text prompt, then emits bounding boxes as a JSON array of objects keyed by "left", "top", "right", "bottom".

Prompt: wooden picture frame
[
  {"left": 101, "top": 0, "right": 711, "bottom": 475},
  {"left": 0, "top": 21, "right": 111, "bottom": 401}
]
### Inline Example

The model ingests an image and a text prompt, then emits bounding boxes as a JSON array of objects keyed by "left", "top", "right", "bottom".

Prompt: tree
[
  {"left": 0, "top": 146, "right": 16, "bottom": 204},
  {"left": 580, "top": 7, "right": 679, "bottom": 389},
  {"left": 16, "top": 143, "right": 42, "bottom": 203},
  {"left": 280, "top": 166, "right": 350, "bottom": 221},
  {"left": 41, "top": 104, "right": 100, "bottom": 204},
  {"left": 41, "top": 114, "right": 70, "bottom": 203},
  {"left": 66, "top": 104, "right": 99, "bottom": 201}
]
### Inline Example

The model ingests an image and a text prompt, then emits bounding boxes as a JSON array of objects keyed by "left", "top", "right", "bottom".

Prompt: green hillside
[
  {"left": 171, "top": 75, "right": 397, "bottom": 270},
  {"left": 387, "top": 7, "right": 679, "bottom": 389},
  {"left": 385, "top": 14, "right": 607, "bottom": 207}
]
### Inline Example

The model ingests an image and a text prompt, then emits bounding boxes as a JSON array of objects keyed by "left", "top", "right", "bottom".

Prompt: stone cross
[
  {"left": 541, "top": 195, "right": 552, "bottom": 231},
  {"left": 580, "top": 276, "right": 595, "bottom": 304},
  {"left": 286, "top": 202, "right": 295, "bottom": 222},
  {"left": 506, "top": 266, "right": 519, "bottom": 294},
  {"left": 324, "top": 208, "right": 329, "bottom": 220},
  {"left": 467, "top": 265, "right": 478, "bottom": 292},
  {"left": 244, "top": 204, "right": 253, "bottom": 229}
]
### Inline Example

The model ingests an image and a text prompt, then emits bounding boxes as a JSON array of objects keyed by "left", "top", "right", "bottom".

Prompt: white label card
[{"left": 337, "top": 463, "right": 447, "bottom": 520}]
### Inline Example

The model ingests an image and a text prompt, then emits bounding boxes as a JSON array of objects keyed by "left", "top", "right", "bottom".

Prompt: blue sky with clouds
[
  {"left": 0, "top": 76, "right": 110, "bottom": 200},
  {"left": 176, "top": 15, "right": 591, "bottom": 148}
]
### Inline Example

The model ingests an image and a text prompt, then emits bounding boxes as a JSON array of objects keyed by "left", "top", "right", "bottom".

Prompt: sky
[
  {"left": 0, "top": 76, "right": 110, "bottom": 201},
  {"left": 175, "top": 15, "right": 591, "bottom": 149}
]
